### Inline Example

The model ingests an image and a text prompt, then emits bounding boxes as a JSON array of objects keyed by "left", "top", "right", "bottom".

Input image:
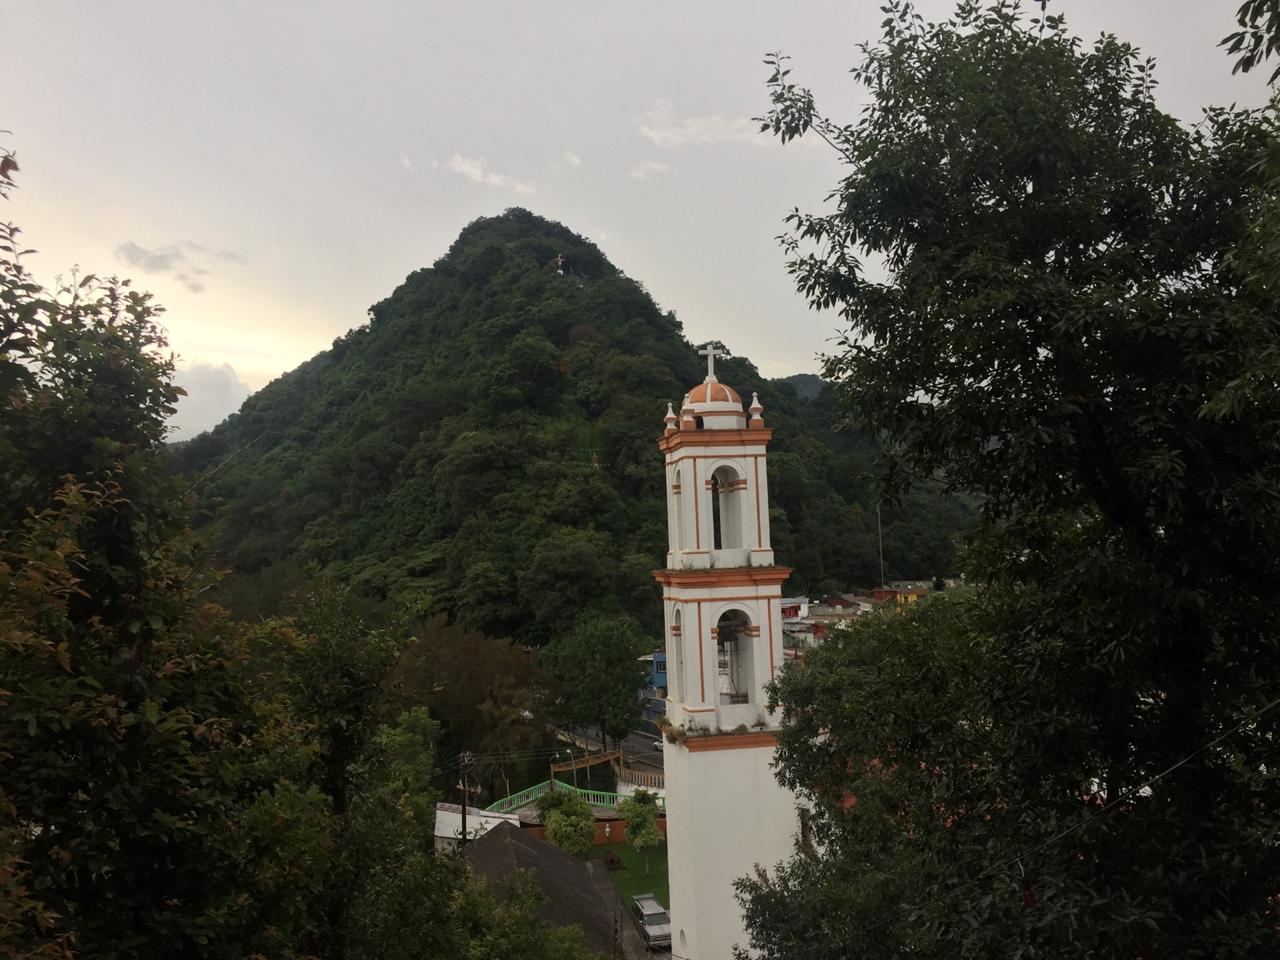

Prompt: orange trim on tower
[
  {"left": 685, "top": 382, "right": 743, "bottom": 404},
  {"left": 658, "top": 427, "right": 774, "bottom": 453},
  {"left": 662, "top": 593, "right": 786, "bottom": 603},
  {"left": 692, "top": 460, "right": 701, "bottom": 549},
  {"left": 683, "top": 731, "right": 779, "bottom": 752},
  {"left": 664, "top": 453, "right": 767, "bottom": 473},
  {"left": 652, "top": 567, "right": 792, "bottom": 589},
  {"left": 768, "top": 598, "right": 776, "bottom": 680},
  {"left": 753, "top": 459, "right": 762, "bottom": 548},
  {"left": 696, "top": 604, "right": 705, "bottom": 702}
]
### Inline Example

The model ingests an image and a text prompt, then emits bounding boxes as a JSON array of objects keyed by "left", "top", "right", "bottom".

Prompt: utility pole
[
  {"left": 459, "top": 751, "right": 473, "bottom": 848},
  {"left": 877, "top": 501, "right": 886, "bottom": 589}
]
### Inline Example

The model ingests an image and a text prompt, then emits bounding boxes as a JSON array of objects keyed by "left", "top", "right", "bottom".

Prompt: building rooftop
[{"left": 462, "top": 822, "right": 647, "bottom": 959}]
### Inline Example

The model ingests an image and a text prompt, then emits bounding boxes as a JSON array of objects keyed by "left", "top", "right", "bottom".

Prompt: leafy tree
[
  {"left": 616, "top": 790, "right": 663, "bottom": 874},
  {"left": 742, "top": 3, "right": 1280, "bottom": 957},
  {"left": 266, "top": 582, "right": 409, "bottom": 815},
  {"left": 537, "top": 790, "right": 596, "bottom": 859},
  {"left": 0, "top": 154, "right": 334, "bottom": 957},
  {"left": 340, "top": 708, "right": 454, "bottom": 960},
  {"left": 0, "top": 152, "right": 601, "bottom": 960},
  {"left": 450, "top": 871, "right": 604, "bottom": 960},
  {"left": 339, "top": 708, "right": 604, "bottom": 959},
  {"left": 1224, "top": 0, "right": 1280, "bottom": 81},
  {"left": 539, "top": 615, "right": 649, "bottom": 749},
  {"left": 391, "top": 617, "right": 553, "bottom": 801}
]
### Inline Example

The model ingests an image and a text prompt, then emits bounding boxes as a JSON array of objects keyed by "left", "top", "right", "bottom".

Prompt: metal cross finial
[{"left": 698, "top": 343, "right": 726, "bottom": 381}]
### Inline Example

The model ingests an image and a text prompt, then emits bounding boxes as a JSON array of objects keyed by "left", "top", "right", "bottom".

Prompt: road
[{"left": 568, "top": 726, "right": 665, "bottom": 772}]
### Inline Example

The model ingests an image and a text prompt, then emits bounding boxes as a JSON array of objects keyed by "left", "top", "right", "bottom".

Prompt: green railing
[
  {"left": 485, "top": 779, "right": 554, "bottom": 813},
  {"left": 486, "top": 779, "right": 665, "bottom": 813}
]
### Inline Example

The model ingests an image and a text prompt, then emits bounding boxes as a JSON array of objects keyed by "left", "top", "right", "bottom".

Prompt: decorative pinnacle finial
[
  {"left": 750, "top": 391, "right": 764, "bottom": 425},
  {"left": 664, "top": 402, "right": 678, "bottom": 433},
  {"left": 697, "top": 343, "right": 726, "bottom": 382}
]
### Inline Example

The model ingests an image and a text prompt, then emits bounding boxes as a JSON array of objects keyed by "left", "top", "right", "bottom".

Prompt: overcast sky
[{"left": 6, "top": 1, "right": 1269, "bottom": 438}]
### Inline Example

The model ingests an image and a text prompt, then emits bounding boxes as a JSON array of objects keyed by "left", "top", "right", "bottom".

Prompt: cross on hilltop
[{"left": 698, "top": 343, "right": 727, "bottom": 381}]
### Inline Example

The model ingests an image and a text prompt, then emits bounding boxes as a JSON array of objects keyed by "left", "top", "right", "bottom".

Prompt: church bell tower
[{"left": 654, "top": 345, "right": 800, "bottom": 960}]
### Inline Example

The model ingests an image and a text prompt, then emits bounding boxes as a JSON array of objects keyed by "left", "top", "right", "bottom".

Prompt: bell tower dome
[
  {"left": 653, "top": 343, "right": 800, "bottom": 960},
  {"left": 662, "top": 344, "right": 775, "bottom": 573}
]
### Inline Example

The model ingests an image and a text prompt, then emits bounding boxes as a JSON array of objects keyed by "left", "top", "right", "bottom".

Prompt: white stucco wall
[{"left": 664, "top": 739, "right": 798, "bottom": 960}]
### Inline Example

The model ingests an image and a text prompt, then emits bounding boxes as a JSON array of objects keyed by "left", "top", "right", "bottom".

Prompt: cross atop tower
[{"left": 698, "top": 343, "right": 726, "bottom": 382}]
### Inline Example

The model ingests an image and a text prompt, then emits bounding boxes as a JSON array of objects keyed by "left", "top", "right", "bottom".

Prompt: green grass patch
[{"left": 603, "top": 840, "right": 669, "bottom": 909}]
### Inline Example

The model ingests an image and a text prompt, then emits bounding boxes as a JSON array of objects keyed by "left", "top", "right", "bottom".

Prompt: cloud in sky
[
  {"left": 444, "top": 154, "right": 536, "bottom": 194},
  {"left": 563, "top": 150, "right": 582, "bottom": 167},
  {"left": 638, "top": 98, "right": 764, "bottom": 148},
  {"left": 115, "top": 240, "right": 241, "bottom": 293},
  {"left": 168, "top": 361, "right": 253, "bottom": 440},
  {"left": 629, "top": 160, "right": 677, "bottom": 180},
  {"left": 399, "top": 152, "right": 414, "bottom": 171}
]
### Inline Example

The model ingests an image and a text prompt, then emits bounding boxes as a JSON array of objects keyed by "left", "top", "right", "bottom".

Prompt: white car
[{"left": 632, "top": 893, "right": 672, "bottom": 950}]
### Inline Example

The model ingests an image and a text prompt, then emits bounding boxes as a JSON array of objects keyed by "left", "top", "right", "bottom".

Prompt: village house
[{"left": 463, "top": 822, "right": 650, "bottom": 959}]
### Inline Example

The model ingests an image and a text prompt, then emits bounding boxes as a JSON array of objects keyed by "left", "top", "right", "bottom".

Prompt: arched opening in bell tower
[
  {"left": 715, "top": 609, "right": 755, "bottom": 705},
  {"left": 671, "top": 608, "right": 686, "bottom": 703},
  {"left": 710, "top": 465, "right": 744, "bottom": 550}
]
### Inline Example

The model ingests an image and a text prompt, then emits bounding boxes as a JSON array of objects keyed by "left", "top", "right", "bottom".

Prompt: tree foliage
[
  {"left": 391, "top": 617, "right": 553, "bottom": 801},
  {"left": 0, "top": 154, "right": 604, "bottom": 960},
  {"left": 537, "top": 790, "right": 596, "bottom": 859},
  {"left": 742, "top": 3, "right": 1280, "bottom": 957},
  {"left": 1224, "top": 0, "right": 1280, "bottom": 81},
  {"left": 0, "top": 151, "right": 335, "bottom": 957},
  {"left": 539, "top": 615, "right": 649, "bottom": 745},
  {"left": 616, "top": 790, "right": 663, "bottom": 874}
]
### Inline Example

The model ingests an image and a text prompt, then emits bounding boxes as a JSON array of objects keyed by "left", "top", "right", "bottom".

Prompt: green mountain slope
[{"left": 174, "top": 209, "right": 973, "bottom": 642}]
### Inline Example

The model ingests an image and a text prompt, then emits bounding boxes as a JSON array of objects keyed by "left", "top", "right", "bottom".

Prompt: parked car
[{"left": 632, "top": 893, "right": 672, "bottom": 950}]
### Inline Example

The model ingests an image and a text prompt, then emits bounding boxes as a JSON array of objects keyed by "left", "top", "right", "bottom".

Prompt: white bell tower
[{"left": 654, "top": 345, "right": 800, "bottom": 960}]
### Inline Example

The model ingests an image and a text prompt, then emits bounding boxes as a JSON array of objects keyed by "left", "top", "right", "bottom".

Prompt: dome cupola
[{"left": 679, "top": 344, "right": 746, "bottom": 430}]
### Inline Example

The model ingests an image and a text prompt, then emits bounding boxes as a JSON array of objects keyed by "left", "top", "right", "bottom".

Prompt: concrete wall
[{"left": 664, "top": 737, "right": 797, "bottom": 960}]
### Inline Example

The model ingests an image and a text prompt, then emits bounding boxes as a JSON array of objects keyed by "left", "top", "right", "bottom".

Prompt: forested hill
[{"left": 173, "top": 209, "right": 973, "bottom": 642}]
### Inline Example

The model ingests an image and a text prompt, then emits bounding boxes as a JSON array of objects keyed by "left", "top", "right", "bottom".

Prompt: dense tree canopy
[
  {"left": 391, "top": 617, "right": 555, "bottom": 801},
  {"left": 741, "top": 3, "right": 1280, "bottom": 957},
  {"left": 536, "top": 790, "right": 596, "bottom": 859},
  {"left": 1, "top": 151, "right": 333, "bottom": 956},
  {"left": 616, "top": 790, "right": 663, "bottom": 874},
  {"left": 539, "top": 615, "right": 649, "bottom": 747}
]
